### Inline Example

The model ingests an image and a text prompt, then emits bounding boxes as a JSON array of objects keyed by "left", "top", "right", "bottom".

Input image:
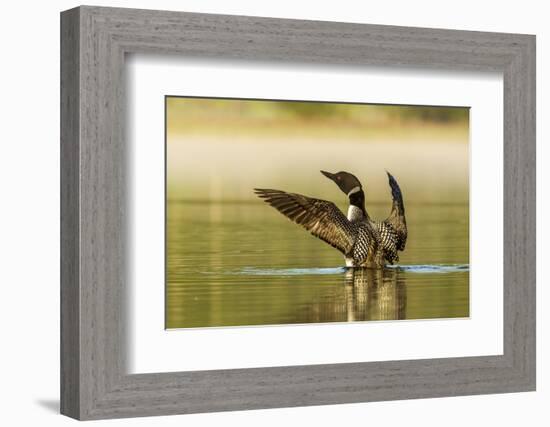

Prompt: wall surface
[{"left": 0, "top": 0, "right": 546, "bottom": 425}]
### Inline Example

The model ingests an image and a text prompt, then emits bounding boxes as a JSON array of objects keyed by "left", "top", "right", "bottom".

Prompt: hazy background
[{"left": 167, "top": 97, "right": 469, "bottom": 204}]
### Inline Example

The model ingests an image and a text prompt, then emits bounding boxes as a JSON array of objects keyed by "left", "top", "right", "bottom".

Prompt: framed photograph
[
  {"left": 164, "top": 96, "right": 470, "bottom": 330},
  {"left": 60, "top": 6, "right": 535, "bottom": 420}
]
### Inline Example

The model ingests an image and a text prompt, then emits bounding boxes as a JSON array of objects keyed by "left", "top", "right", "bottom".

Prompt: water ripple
[
  {"left": 230, "top": 264, "right": 469, "bottom": 276},
  {"left": 387, "top": 264, "right": 469, "bottom": 273},
  {"left": 237, "top": 267, "right": 346, "bottom": 276}
]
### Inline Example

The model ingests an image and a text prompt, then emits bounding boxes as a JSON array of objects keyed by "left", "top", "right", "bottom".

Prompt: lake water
[{"left": 166, "top": 202, "right": 469, "bottom": 329}]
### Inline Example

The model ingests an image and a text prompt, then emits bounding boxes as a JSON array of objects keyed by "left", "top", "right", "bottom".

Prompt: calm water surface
[{"left": 166, "top": 202, "right": 469, "bottom": 328}]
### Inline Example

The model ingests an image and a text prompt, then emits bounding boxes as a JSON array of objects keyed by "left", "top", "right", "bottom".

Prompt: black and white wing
[
  {"left": 254, "top": 188, "right": 355, "bottom": 255},
  {"left": 384, "top": 171, "right": 407, "bottom": 251}
]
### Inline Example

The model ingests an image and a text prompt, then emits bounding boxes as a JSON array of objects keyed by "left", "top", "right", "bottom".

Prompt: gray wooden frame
[{"left": 60, "top": 5, "right": 536, "bottom": 420}]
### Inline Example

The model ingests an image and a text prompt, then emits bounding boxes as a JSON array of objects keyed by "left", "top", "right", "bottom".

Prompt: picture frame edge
[{"left": 60, "top": 5, "right": 536, "bottom": 420}]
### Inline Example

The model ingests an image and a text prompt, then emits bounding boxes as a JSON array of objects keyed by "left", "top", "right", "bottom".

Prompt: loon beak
[{"left": 321, "top": 170, "right": 336, "bottom": 181}]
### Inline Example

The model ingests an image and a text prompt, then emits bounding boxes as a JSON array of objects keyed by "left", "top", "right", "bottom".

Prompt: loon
[
  {"left": 321, "top": 170, "right": 407, "bottom": 265},
  {"left": 255, "top": 173, "right": 377, "bottom": 268}
]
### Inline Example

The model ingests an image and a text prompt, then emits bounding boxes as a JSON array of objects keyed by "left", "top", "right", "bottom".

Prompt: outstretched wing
[
  {"left": 254, "top": 188, "right": 355, "bottom": 255},
  {"left": 384, "top": 171, "right": 407, "bottom": 251}
]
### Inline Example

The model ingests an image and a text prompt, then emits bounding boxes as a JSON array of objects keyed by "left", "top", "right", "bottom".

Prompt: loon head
[{"left": 320, "top": 170, "right": 363, "bottom": 196}]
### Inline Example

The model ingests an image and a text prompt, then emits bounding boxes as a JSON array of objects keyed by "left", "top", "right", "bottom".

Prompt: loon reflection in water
[
  {"left": 299, "top": 267, "right": 407, "bottom": 323},
  {"left": 342, "top": 268, "right": 406, "bottom": 322}
]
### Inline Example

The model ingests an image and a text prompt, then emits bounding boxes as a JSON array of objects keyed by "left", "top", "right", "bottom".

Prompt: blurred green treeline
[{"left": 167, "top": 96, "right": 469, "bottom": 137}]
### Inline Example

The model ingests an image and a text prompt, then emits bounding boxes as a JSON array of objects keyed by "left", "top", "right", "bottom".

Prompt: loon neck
[{"left": 348, "top": 189, "right": 369, "bottom": 219}]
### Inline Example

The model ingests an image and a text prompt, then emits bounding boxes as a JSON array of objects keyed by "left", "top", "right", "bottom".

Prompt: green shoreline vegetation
[{"left": 166, "top": 97, "right": 469, "bottom": 141}]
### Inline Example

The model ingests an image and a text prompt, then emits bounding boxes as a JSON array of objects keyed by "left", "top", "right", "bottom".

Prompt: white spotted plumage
[{"left": 347, "top": 205, "right": 364, "bottom": 222}]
